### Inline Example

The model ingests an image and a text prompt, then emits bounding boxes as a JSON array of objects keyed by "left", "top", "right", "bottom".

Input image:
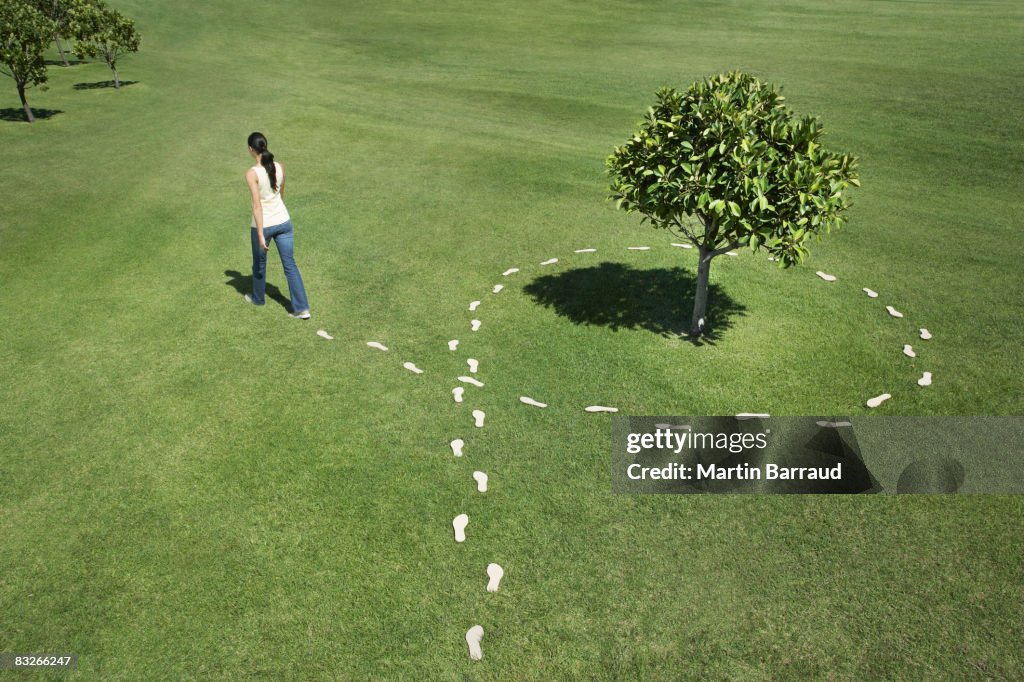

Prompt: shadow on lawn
[
  {"left": 0, "top": 107, "right": 62, "bottom": 122},
  {"left": 523, "top": 262, "right": 746, "bottom": 345},
  {"left": 224, "top": 270, "right": 290, "bottom": 310},
  {"left": 45, "top": 58, "right": 88, "bottom": 66},
  {"left": 73, "top": 80, "right": 139, "bottom": 90}
]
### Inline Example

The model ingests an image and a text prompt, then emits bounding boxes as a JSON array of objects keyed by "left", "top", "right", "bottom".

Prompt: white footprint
[
  {"left": 767, "top": 256, "right": 778, "bottom": 262},
  {"left": 366, "top": 341, "right": 389, "bottom": 351},
  {"left": 469, "top": 300, "right": 481, "bottom": 311},
  {"left": 920, "top": 328, "right": 932, "bottom": 340},
  {"left": 452, "top": 387, "right": 465, "bottom": 403},
  {"left": 627, "top": 246, "right": 651, "bottom": 251},
  {"left": 816, "top": 420, "right": 853, "bottom": 428},
  {"left": 450, "top": 438, "right": 464, "bottom": 457},
  {"left": 585, "top": 405, "right": 618, "bottom": 413},
  {"left": 471, "top": 319, "right": 482, "bottom": 331},
  {"left": 474, "top": 471, "right": 488, "bottom": 493},
  {"left": 459, "top": 376, "right": 484, "bottom": 388},
  {"left": 736, "top": 413, "right": 770, "bottom": 419},
  {"left": 403, "top": 362, "right": 423, "bottom": 374},
  {"left": 465, "top": 625, "right": 484, "bottom": 661},
  {"left": 863, "top": 288, "right": 879, "bottom": 298},
  {"left": 520, "top": 396, "right": 547, "bottom": 408},
  {"left": 317, "top": 330, "right": 334, "bottom": 340},
  {"left": 886, "top": 305, "right": 904, "bottom": 318},
  {"left": 574, "top": 248, "right": 597, "bottom": 253},
  {"left": 903, "top": 344, "right": 916, "bottom": 358},
  {"left": 725, "top": 251, "right": 738, "bottom": 257},
  {"left": 486, "top": 563, "right": 504, "bottom": 592},
  {"left": 866, "top": 393, "right": 891, "bottom": 408},
  {"left": 540, "top": 258, "right": 558, "bottom": 265},
  {"left": 655, "top": 423, "right": 691, "bottom": 431},
  {"left": 448, "top": 339, "right": 459, "bottom": 351},
  {"left": 492, "top": 284, "right": 503, "bottom": 294},
  {"left": 453, "top": 514, "right": 469, "bottom": 543},
  {"left": 472, "top": 410, "right": 486, "bottom": 427},
  {"left": 502, "top": 268, "right": 519, "bottom": 276},
  {"left": 467, "top": 358, "right": 479, "bottom": 373},
  {"left": 671, "top": 243, "right": 693, "bottom": 249},
  {"left": 816, "top": 271, "right": 837, "bottom": 281},
  {"left": 918, "top": 371, "right": 933, "bottom": 387}
]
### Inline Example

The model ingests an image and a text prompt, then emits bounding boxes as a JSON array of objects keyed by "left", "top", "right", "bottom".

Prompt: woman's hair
[{"left": 247, "top": 131, "right": 278, "bottom": 191}]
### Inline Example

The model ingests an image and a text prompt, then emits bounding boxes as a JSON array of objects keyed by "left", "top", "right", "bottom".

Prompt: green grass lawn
[{"left": 2, "top": 0, "right": 1023, "bottom": 678}]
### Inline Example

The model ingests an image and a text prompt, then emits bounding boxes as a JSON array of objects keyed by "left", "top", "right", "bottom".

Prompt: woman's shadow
[{"left": 224, "top": 270, "right": 290, "bottom": 309}]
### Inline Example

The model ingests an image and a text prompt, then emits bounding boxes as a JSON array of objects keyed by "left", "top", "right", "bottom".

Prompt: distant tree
[
  {"left": 70, "top": 0, "right": 138, "bottom": 88},
  {"left": 0, "top": 0, "right": 54, "bottom": 122},
  {"left": 29, "top": 0, "right": 72, "bottom": 65},
  {"left": 607, "top": 72, "right": 860, "bottom": 337}
]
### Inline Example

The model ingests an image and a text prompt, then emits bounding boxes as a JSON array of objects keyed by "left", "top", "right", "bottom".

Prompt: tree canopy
[{"left": 607, "top": 71, "right": 860, "bottom": 336}]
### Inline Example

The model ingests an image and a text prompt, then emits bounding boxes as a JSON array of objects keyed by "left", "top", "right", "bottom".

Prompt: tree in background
[
  {"left": 30, "top": 0, "right": 72, "bottom": 65},
  {"left": 0, "top": 0, "right": 54, "bottom": 122},
  {"left": 70, "top": 0, "right": 138, "bottom": 88},
  {"left": 607, "top": 72, "right": 860, "bottom": 337}
]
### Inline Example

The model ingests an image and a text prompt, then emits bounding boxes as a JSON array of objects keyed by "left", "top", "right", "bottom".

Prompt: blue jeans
[{"left": 250, "top": 220, "right": 309, "bottom": 313}]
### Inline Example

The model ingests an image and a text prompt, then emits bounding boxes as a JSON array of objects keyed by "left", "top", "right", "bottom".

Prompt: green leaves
[
  {"left": 607, "top": 70, "right": 860, "bottom": 267},
  {"left": 70, "top": 0, "right": 140, "bottom": 68}
]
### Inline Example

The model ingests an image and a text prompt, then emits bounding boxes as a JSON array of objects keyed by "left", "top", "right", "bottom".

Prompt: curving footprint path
[{"left": 318, "top": 237, "right": 935, "bottom": 661}]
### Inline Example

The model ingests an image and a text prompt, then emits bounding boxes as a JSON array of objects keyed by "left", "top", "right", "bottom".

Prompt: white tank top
[{"left": 251, "top": 162, "right": 290, "bottom": 228}]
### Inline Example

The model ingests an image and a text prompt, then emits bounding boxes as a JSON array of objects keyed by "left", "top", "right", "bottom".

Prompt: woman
[{"left": 242, "top": 131, "right": 311, "bottom": 319}]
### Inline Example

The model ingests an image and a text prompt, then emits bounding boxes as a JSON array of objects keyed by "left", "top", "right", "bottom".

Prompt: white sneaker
[
  {"left": 243, "top": 294, "right": 263, "bottom": 306},
  {"left": 288, "top": 310, "right": 311, "bottom": 319}
]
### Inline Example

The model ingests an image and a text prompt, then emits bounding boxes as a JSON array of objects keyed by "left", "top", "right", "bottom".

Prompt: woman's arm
[
  {"left": 246, "top": 169, "right": 268, "bottom": 252},
  {"left": 279, "top": 166, "right": 285, "bottom": 201}
]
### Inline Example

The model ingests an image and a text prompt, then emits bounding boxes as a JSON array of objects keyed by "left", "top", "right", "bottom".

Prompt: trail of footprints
[{"left": 314, "top": 242, "right": 935, "bottom": 661}]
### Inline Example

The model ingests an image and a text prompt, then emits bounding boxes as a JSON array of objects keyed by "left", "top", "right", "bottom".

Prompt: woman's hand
[{"left": 260, "top": 240, "right": 269, "bottom": 253}]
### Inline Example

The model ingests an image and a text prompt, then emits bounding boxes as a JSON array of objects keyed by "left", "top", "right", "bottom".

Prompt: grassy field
[{"left": 2, "top": 0, "right": 1023, "bottom": 678}]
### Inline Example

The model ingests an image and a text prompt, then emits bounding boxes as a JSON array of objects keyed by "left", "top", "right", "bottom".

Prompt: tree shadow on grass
[
  {"left": 224, "top": 270, "right": 290, "bottom": 310},
  {"left": 73, "top": 80, "right": 138, "bottom": 90},
  {"left": 45, "top": 58, "right": 88, "bottom": 66},
  {"left": 0, "top": 108, "right": 63, "bottom": 122},
  {"left": 522, "top": 262, "right": 746, "bottom": 345}
]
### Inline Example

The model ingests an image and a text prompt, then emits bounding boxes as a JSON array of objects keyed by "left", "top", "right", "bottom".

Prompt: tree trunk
[
  {"left": 105, "top": 50, "right": 120, "bottom": 88},
  {"left": 689, "top": 249, "right": 712, "bottom": 336},
  {"left": 55, "top": 35, "right": 69, "bottom": 66},
  {"left": 17, "top": 83, "right": 35, "bottom": 123}
]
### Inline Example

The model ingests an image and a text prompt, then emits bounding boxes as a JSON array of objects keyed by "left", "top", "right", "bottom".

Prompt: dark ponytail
[{"left": 247, "top": 131, "right": 278, "bottom": 191}]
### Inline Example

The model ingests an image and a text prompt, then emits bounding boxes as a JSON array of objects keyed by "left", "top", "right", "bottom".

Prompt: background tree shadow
[
  {"left": 45, "top": 58, "right": 88, "bottom": 65},
  {"left": 73, "top": 80, "right": 139, "bottom": 90},
  {"left": 522, "top": 262, "right": 746, "bottom": 344},
  {"left": 224, "top": 270, "right": 290, "bottom": 309},
  {"left": 0, "top": 108, "right": 62, "bottom": 122}
]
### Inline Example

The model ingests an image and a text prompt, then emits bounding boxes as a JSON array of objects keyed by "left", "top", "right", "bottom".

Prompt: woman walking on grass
[{"left": 243, "top": 131, "right": 311, "bottom": 319}]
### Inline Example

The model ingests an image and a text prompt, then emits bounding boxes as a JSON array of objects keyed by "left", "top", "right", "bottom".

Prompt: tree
[
  {"left": 607, "top": 72, "right": 860, "bottom": 337},
  {"left": 0, "top": 0, "right": 54, "bottom": 122},
  {"left": 70, "top": 0, "right": 138, "bottom": 88},
  {"left": 29, "top": 0, "right": 73, "bottom": 66}
]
